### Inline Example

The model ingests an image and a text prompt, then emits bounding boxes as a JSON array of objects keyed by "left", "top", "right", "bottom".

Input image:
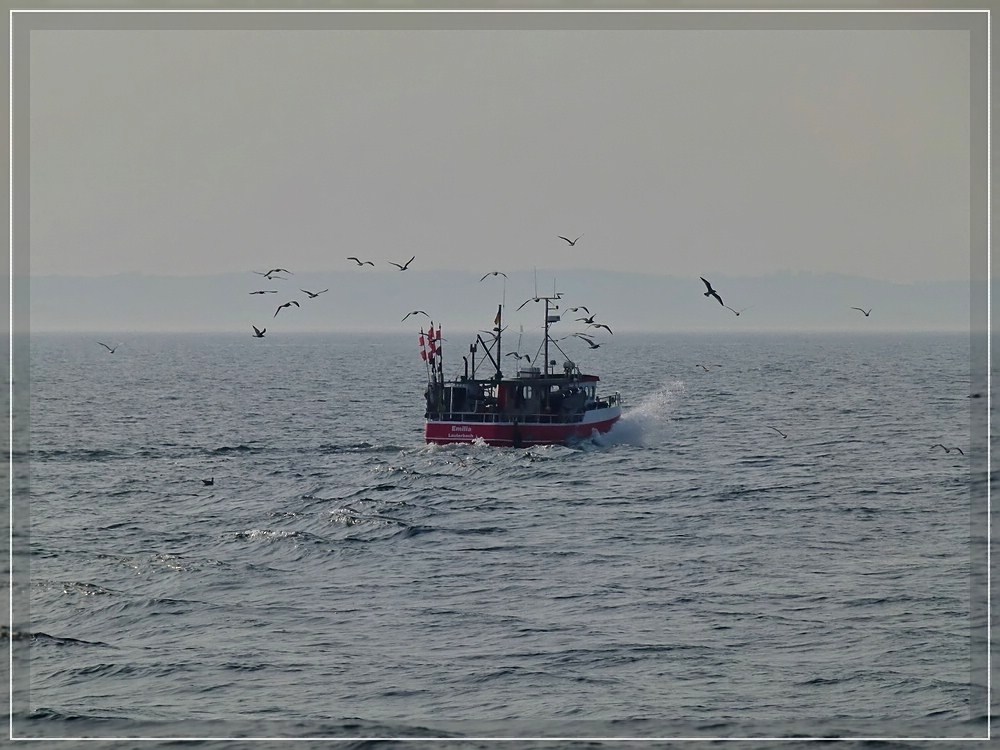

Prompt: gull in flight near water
[
  {"left": 574, "top": 335, "right": 602, "bottom": 349},
  {"left": 479, "top": 271, "right": 508, "bottom": 281},
  {"left": 479, "top": 326, "right": 506, "bottom": 344},
  {"left": 347, "top": 257, "right": 375, "bottom": 266},
  {"left": 300, "top": 289, "right": 329, "bottom": 299},
  {"left": 930, "top": 443, "right": 964, "bottom": 455},
  {"left": 251, "top": 325, "right": 266, "bottom": 338},
  {"left": 402, "top": 310, "right": 429, "bottom": 321},
  {"left": 557, "top": 235, "right": 583, "bottom": 246},
  {"left": 97, "top": 342, "right": 120, "bottom": 354},
  {"left": 700, "top": 277, "right": 725, "bottom": 306},
  {"left": 851, "top": 307, "right": 872, "bottom": 317},
  {"left": 765, "top": 425, "right": 787, "bottom": 438}
]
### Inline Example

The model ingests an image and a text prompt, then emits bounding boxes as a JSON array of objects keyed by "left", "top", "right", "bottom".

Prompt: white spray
[{"left": 593, "top": 380, "right": 686, "bottom": 447}]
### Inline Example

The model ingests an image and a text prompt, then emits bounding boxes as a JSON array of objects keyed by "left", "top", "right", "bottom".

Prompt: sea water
[{"left": 10, "top": 331, "right": 989, "bottom": 746}]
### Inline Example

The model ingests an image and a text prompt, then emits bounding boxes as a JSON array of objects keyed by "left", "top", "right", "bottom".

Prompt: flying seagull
[
  {"left": 517, "top": 297, "right": 541, "bottom": 311},
  {"left": 567, "top": 306, "right": 590, "bottom": 315},
  {"left": 696, "top": 363, "right": 722, "bottom": 372},
  {"left": 97, "top": 341, "right": 119, "bottom": 354},
  {"left": 249, "top": 290, "right": 278, "bottom": 295},
  {"left": 930, "top": 443, "right": 964, "bottom": 455},
  {"left": 765, "top": 425, "right": 787, "bottom": 439},
  {"left": 479, "top": 326, "right": 506, "bottom": 344},
  {"left": 347, "top": 257, "right": 375, "bottom": 266},
  {"left": 506, "top": 352, "right": 530, "bottom": 361},
  {"left": 479, "top": 271, "right": 508, "bottom": 281},
  {"left": 251, "top": 325, "right": 266, "bottom": 338},
  {"left": 851, "top": 307, "right": 872, "bottom": 317},
  {"left": 558, "top": 235, "right": 583, "bottom": 246},
  {"left": 725, "top": 305, "right": 751, "bottom": 316},
  {"left": 274, "top": 301, "right": 300, "bottom": 317},
  {"left": 389, "top": 255, "right": 416, "bottom": 271},
  {"left": 700, "top": 277, "right": 725, "bottom": 306},
  {"left": 573, "top": 334, "right": 602, "bottom": 349},
  {"left": 589, "top": 323, "right": 614, "bottom": 335},
  {"left": 402, "top": 310, "right": 429, "bottom": 321},
  {"left": 576, "top": 315, "right": 597, "bottom": 324},
  {"left": 254, "top": 268, "right": 291, "bottom": 279},
  {"left": 300, "top": 289, "right": 329, "bottom": 299}
]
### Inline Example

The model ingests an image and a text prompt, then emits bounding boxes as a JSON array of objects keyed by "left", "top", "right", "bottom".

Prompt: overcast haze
[{"left": 20, "top": 12, "right": 979, "bottom": 332}]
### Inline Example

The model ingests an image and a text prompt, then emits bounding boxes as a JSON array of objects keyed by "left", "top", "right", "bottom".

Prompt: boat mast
[
  {"left": 544, "top": 297, "right": 551, "bottom": 376},
  {"left": 495, "top": 304, "right": 502, "bottom": 380},
  {"left": 539, "top": 293, "right": 560, "bottom": 377}
]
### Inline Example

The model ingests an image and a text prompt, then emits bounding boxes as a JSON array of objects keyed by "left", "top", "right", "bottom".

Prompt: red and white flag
[{"left": 418, "top": 329, "right": 428, "bottom": 361}]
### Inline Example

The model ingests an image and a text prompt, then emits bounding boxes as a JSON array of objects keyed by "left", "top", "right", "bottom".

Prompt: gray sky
[{"left": 27, "top": 19, "right": 971, "bottom": 283}]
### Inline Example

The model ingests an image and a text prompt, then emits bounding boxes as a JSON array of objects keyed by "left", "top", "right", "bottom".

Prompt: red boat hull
[{"left": 425, "top": 409, "right": 621, "bottom": 447}]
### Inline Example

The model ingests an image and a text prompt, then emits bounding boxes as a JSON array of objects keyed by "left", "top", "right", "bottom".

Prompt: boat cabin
[{"left": 425, "top": 360, "right": 618, "bottom": 425}]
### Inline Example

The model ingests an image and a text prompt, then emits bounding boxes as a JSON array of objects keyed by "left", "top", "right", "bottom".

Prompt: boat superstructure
[{"left": 421, "top": 294, "right": 622, "bottom": 447}]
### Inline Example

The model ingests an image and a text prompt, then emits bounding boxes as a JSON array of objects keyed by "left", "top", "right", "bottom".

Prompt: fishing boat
[{"left": 421, "top": 294, "right": 622, "bottom": 447}]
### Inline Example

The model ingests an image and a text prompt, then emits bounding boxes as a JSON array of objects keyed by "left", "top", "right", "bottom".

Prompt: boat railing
[
  {"left": 425, "top": 410, "right": 586, "bottom": 425},
  {"left": 585, "top": 392, "right": 623, "bottom": 411}
]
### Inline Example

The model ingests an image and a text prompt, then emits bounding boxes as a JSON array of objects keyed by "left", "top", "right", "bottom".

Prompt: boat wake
[{"left": 593, "top": 381, "right": 685, "bottom": 447}]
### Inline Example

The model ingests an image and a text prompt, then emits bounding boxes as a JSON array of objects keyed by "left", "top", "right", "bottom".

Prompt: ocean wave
[
  {"left": 210, "top": 444, "right": 262, "bottom": 454},
  {"left": 2, "top": 626, "right": 113, "bottom": 648},
  {"left": 317, "top": 441, "right": 409, "bottom": 454},
  {"left": 57, "top": 661, "right": 191, "bottom": 679},
  {"left": 30, "top": 447, "right": 121, "bottom": 461},
  {"left": 317, "top": 483, "right": 401, "bottom": 502},
  {"left": 63, "top": 581, "right": 114, "bottom": 596},
  {"left": 33, "top": 579, "right": 115, "bottom": 596},
  {"left": 20, "top": 707, "right": 125, "bottom": 723},
  {"left": 329, "top": 510, "right": 412, "bottom": 531},
  {"left": 232, "top": 529, "right": 327, "bottom": 544}
]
